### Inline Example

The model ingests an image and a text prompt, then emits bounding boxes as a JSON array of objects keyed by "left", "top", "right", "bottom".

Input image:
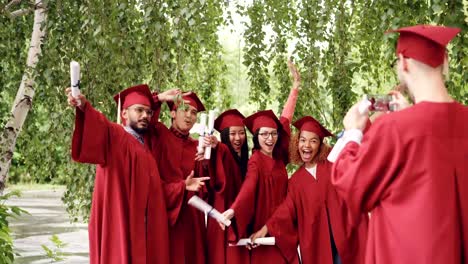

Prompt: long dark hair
[{"left": 220, "top": 127, "right": 249, "bottom": 177}]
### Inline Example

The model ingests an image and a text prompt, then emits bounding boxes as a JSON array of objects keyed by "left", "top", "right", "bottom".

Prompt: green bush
[{"left": 0, "top": 190, "right": 28, "bottom": 264}]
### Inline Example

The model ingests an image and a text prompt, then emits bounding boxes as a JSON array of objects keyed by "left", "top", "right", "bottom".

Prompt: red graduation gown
[
  {"left": 150, "top": 123, "right": 207, "bottom": 264},
  {"left": 71, "top": 101, "right": 169, "bottom": 264},
  {"left": 230, "top": 117, "right": 296, "bottom": 264},
  {"left": 206, "top": 143, "right": 250, "bottom": 264},
  {"left": 331, "top": 102, "right": 468, "bottom": 264},
  {"left": 266, "top": 162, "right": 368, "bottom": 264}
]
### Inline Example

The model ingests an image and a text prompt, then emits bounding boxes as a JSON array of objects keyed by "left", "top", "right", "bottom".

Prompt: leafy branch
[{"left": 41, "top": 234, "right": 68, "bottom": 262}]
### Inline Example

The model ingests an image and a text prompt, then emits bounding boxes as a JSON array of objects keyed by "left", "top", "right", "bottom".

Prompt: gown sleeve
[
  {"left": 266, "top": 187, "right": 299, "bottom": 262},
  {"left": 230, "top": 157, "right": 260, "bottom": 240},
  {"left": 71, "top": 101, "right": 113, "bottom": 165},
  {"left": 331, "top": 119, "right": 403, "bottom": 225}
]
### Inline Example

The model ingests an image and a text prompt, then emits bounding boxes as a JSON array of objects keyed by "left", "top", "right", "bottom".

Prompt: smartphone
[{"left": 367, "top": 95, "right": 395, "bottom": 112}]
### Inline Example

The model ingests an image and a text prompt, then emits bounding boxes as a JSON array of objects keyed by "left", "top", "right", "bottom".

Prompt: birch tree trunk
[{"left": 0, "top": 0, "right": 47, "bottom": 191}]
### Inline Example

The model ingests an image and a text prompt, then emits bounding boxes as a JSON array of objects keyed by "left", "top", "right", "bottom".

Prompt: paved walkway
[{"left": 6, "top": 188, "right": 89, "bottom": 264}]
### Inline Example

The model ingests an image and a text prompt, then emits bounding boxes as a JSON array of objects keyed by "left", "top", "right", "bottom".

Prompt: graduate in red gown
[
  {"left": 329, "top": 25, "right": 467, "bottom": 264},
  {"left": 251, "top": 116, "right": 368, "bottom": 264},
  {"left": 203, "top": 109, "right": 250, "bottom": 264},
  {"left": 220, "top": 60, "right": 301, "bottom": 264},
  {"left": 67, "top": 84, "right": 169, "bottom": 264},
  {"left": 150, "top": 91, "right": 210, "bottom": 264}
]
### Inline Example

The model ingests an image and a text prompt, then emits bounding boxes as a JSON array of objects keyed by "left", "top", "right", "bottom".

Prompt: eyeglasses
[
  {"left": 258, "top": 131, "right": 278, "bottom": 139},
  {"left": 128, "top": 106, "right": 153, "bottom": 117}
]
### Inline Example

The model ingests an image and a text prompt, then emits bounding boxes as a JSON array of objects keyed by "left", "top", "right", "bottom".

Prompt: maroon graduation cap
[
  {"left": 214, "top": 109, "right": 245, "bottom": 132},
  {"left": 292, "top": 116, "right": 333, "bottom": 140},
  {"left": 166, "top": 92, "right": 206, "bottom": 112},
  {"left": 243, "top": 110, "right": 281, "bottom": 134},
  {"left": 386, "top": 24, "right": 461, "bottom": 67}
]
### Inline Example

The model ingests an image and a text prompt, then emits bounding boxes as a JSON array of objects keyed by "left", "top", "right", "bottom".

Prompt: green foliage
[
  {"left": 239, "top": 0, "right": 467, "bottom": 133},
  {"left": 1, "top": 0, "right": 466, "bottom": 222},
  {"left": 41, "top": 234, "right": 68, "bottom": 262},
  {"left": 0, "top": 190, "right": 28, "bottom": 264},
  {"left": 1, "top": 0, "right": 230, "bottom": 220}
]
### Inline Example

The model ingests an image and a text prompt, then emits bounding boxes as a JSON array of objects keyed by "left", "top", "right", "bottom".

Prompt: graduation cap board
[{"left": 386, "top": 25, "right": 461, "bottom": 67}]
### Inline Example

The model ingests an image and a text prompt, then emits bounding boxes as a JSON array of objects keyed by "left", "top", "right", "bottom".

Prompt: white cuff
[
  {"left": 327, "top": 129, "right": 363, "bottom": 163},
  {"left": 344, "top": 129, "right": 363, "bottom": 144}
]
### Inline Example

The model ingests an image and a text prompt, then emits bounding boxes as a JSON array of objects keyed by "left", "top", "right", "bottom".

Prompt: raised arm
[
  {"left": 151, "top": 88, "right": 190, "bottom": 123},
  {"left": 66, "top": 88, "right": 112, "bottom": 165},
  {"left": 280, "top": 59, "right": 300, "bottom": 122}
]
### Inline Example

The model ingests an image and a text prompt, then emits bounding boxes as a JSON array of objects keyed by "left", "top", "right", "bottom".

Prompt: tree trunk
[{"left": 0, "top": 0, "right": 47, "bottom": 191}]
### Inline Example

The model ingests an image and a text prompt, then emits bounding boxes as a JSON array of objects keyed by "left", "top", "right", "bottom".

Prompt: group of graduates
[{"left": 66, "top": 24, "right": 467, "bottom": 264}]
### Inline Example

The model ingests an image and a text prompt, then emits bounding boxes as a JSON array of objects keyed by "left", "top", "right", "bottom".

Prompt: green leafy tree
[
  {"left": 240, "top": 0, "right": 467, "bottom": 134},
  {"left": 1, "top": 0, "right": 230, "bottom": 221},
  {"left": 0, "top": 0, "right": 466, "bottom": 223}
]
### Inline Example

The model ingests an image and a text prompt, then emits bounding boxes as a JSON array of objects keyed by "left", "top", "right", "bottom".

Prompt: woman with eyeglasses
[
  {"left": 219, "top": 60, "right": 301, "bottom": 264},
  {"left": 248, "top": 116, "right": 369, "bottom": 264}
]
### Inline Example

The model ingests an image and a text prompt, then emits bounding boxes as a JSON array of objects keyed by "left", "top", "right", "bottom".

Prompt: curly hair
[{"left": 289, "top": 131, "right": 331, "bottom": 165}]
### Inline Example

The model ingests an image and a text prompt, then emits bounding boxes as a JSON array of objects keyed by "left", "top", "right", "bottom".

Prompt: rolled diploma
[
  {"left": 231, "top": 237, "right": 276, "bottom": 246},
  {"left": 70, "top": 61, "right": 81, "bottom": 106},
  {"left": 188, "top": 195, "right": 231, "bottom": 227},
  {"left": 204, "top": 110, "right": 216, "bottom": 159},
  {"left": 198, "top": 113, "right": 207, "bottom": 154}
]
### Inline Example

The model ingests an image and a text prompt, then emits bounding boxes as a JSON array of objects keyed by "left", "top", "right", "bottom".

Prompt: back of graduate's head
[
  {"left": 386, "top": 25, "right": 460, "bottom": 100},
  {"left": 168, "top": 92, "right": 205, "bottom": 134},
  {"left": 114, "top": 84, "right": 154, "bottom": 134}
]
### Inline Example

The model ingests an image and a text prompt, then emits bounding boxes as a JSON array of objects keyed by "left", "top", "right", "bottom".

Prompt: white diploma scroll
[
  {"left": 204, "top": 110, "right": 216, "bottom": 159},
  {"left": 70, "top": 61, "right": 81, "bottom": 106},
  {"left": 198, "top": 113, "right": 207, "bottom": 154},
  {"left": 188, "top": 195, "right": 231, "bottom": 227},
  {"left": 230, "top": 237, "right": 276, "bottom": 247}
]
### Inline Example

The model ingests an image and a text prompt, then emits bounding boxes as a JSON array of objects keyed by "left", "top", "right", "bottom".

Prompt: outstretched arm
[
  {"left": 66, "top": 87, "right": 112, "bottom": 165},
  {"left": 281, "top": 59, "right": 301, "bottom": 122}
]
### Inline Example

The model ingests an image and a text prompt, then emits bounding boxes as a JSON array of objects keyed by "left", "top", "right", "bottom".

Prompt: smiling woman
[
  {"left": 204, "top": 109, "right": 250, "bottom": 264},
  {"left": 1, "top": 3, "right": 466, "bottom": 264},
  {"left": 249, "top": 111, "right": 282, "bottom": 158},
  {"left": 248, "top": 115, "right": 368, "bottom": 264},
  {"left": 289, "top": 116, "right": 332, "bottom": 168},
  {"left": 219, "top": 60, "right": 301, "bottom": 264}
]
